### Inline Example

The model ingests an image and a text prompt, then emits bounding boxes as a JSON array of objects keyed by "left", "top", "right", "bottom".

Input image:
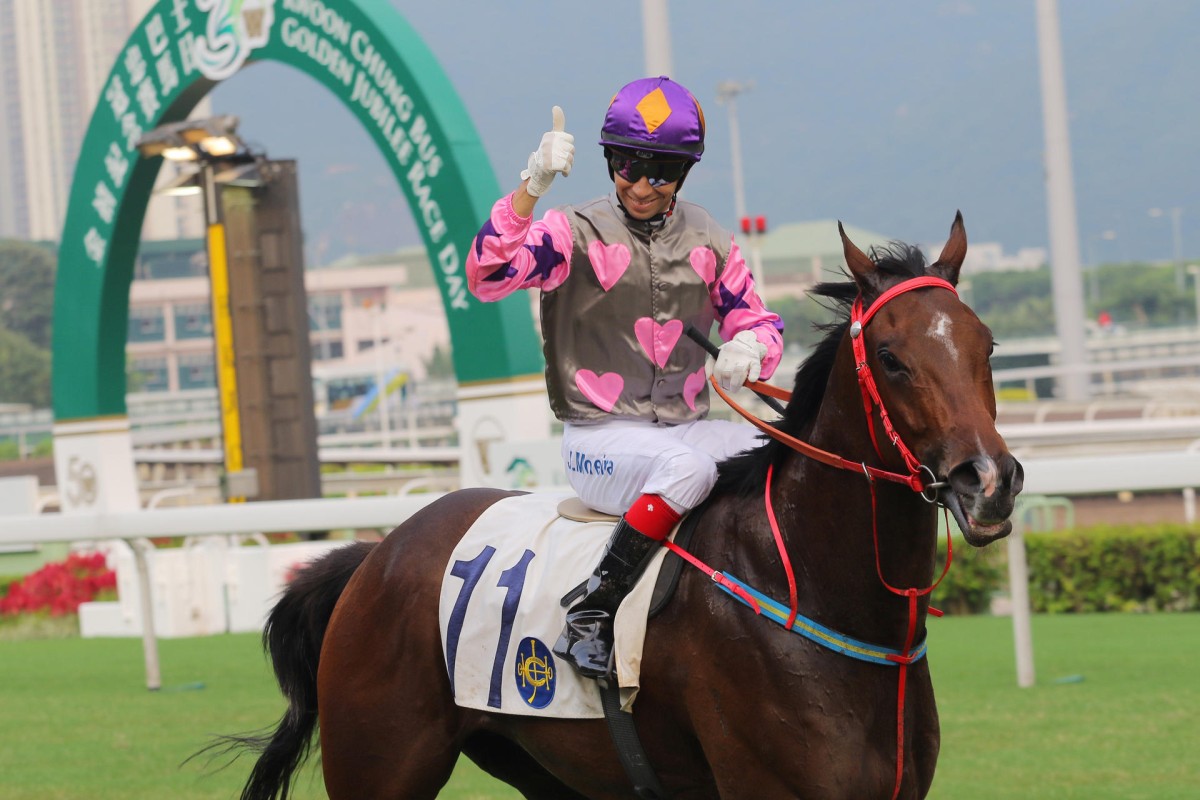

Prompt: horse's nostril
[
  {"left": 947, "top": 454, "right": 1023, "bottom": 498},
  {"left": 1006, "top": 455, "right": 1025, "bottom": 494},
  {"left": 948, "top": 459, "right": 984, "bottom": 495}
]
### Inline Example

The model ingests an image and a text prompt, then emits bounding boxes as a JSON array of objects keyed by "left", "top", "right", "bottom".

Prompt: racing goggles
[{"left": 607, "top": 151, "right": 689, "bottom": 187}]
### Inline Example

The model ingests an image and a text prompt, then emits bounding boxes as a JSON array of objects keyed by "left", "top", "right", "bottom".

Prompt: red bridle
[
  {"left": 714, "top": 275, "right": 958, "bottom": 498},
  {"left": 705, "top": 275, "right": 960, "bottom": 800},
  {"left": 850, "top": 276, "right": 959, "bottom": 488}
]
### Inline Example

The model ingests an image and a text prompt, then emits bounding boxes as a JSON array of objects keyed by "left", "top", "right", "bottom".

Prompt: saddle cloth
[{"left": 438, "top": 492, "right": 672, "bottom": 718}]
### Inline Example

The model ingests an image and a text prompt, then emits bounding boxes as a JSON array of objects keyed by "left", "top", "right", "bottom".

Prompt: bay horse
[{"left": 218, "top": 213, "right": 1022, "bottom": 799}]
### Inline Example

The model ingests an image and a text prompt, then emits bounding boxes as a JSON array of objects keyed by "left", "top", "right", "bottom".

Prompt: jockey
[{"left": 466, "top": 76, "right": 784, "bottom": 679}]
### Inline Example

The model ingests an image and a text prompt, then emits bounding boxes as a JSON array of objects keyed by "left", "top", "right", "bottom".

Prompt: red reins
[{"left": 709, "top": 275, "right": 959, "bottom": 799}]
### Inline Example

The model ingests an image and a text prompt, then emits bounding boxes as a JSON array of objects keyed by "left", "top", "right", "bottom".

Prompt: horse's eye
[{"left": 877, "top": 348, "right": 904, "bottom": 373}]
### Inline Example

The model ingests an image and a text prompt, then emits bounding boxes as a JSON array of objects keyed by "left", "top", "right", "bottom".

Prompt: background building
[
  {"left": 0, "top": 0, "right": 200, "bottom": 241},
  {"left": 737, "top": 219, "right": 1049, "bottom": 302},
  {"left": 126, "top": 241, "right": 453, "bottom": 406}
]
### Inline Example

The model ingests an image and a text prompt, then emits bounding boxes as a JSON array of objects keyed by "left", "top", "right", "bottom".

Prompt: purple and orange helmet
[{"left": 599, "top": 76, "right": 705, "bottom": 162}]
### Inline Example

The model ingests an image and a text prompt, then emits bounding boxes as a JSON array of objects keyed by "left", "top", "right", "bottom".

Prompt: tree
[
  {"left": 0, "top": 324, "right": 50, "bottom": 406},
  {"left": 423, "top": 343, "right": 456, "bottom": 379},
  {"left": 768, "top": 294, "right": 839, "bottom": 351},
  {"left": 0, "top": 239, "right": 56, "bottom": 349},
  {"left": 1092, "top": 262, "right": 1192, "bottom": 326}
]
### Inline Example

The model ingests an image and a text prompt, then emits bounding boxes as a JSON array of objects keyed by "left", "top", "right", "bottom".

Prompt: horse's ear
[
  {"left": 839, "top": 221, "right": 885, "bottom": 294},
  {"left": 929, "top": 211, "right": 967, "bottom": 286}
]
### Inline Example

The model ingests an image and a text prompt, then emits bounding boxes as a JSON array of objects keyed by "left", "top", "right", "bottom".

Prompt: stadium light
[{"left": 136, "top": 116, "right": 263, "bottom": 502}]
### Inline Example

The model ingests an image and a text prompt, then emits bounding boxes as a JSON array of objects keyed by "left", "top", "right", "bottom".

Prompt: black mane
[{"left": 713, "top": 241, "right": 930, "bottom": 498}]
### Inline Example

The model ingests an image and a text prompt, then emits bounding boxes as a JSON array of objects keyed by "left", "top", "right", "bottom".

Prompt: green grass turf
[
  {"left": 926, "top": 614, "right": 1199, "bottom": 800},
  {"left": 0, "top": 613, "right": 1194, "bottom": 798}
]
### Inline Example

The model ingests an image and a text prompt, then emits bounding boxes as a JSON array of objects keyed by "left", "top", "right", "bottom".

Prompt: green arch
[{"left": 53, "top": 0, "right": 541, "bottom": 422}]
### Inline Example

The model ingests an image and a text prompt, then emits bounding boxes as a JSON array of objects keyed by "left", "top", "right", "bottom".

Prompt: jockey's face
[{"left": 614, "top": 174, "right": 677, "bottom": 220}]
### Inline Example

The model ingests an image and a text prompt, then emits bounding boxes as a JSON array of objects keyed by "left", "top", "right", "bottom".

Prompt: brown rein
[
  {"left": 712, "top": 275, "right": 957, "bottom": 498},
  {"left": 710, "top": 377, "right": 930, "bottom": 492}
]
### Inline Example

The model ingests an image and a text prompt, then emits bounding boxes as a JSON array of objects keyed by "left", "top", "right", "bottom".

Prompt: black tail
[{"left": 199, "top": 541, "right": 375, "bottom": 800}]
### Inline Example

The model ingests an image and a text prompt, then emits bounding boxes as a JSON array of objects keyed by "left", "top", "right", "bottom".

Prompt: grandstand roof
[{"left": 735, "top": 219, "right": 897, "bottom": 284}]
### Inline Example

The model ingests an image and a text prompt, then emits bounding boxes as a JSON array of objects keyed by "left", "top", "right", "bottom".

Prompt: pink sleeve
[
  {"left": 712, "top": 237, "right": 785, "bottom": 380},
  {"left": 466, "top": 194, "right": 574, "bottom": 302}
]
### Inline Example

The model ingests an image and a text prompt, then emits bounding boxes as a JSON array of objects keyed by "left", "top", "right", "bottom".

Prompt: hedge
[
  {"left": 930, "top": 535, "right": 1006, "bottom": 614},
  {"left": 1025, "top": 526, "right": 1200, "bottom": 613},
  {"left": 930, "top": 524, "right": 1200, "bottom": 614}
]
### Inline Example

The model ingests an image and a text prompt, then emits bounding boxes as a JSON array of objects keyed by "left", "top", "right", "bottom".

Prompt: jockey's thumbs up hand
[
  {"left": 707, "top": 330, "right": 768, "bottom": 393},
  {"left": 521, "top": 105, "right": 574, "bottom": 197}
]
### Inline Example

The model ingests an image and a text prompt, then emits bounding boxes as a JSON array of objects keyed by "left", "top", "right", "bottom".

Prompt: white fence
[
  {"left": 4, "top": 440, "right": 1200, "bottom": 690},
  {"left": 0, "top": 493, "right": 445, "bottom": 689},
  {"left": 81, "top": 537, "right": 359, "bottom": 639}
]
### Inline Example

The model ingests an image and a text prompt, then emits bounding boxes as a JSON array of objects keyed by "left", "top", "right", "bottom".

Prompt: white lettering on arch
[{"left": 438, "top": 244, "right": 469, "bottom": 311}]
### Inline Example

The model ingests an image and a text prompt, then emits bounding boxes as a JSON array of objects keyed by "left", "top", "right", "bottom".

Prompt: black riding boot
[{"left": 554, "top": 518, "right": 661, "bottom": 679}]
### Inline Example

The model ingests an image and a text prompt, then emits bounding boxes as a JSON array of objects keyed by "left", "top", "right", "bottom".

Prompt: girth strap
[
  {"left": 592, "top": 500, "right": 709, "bottom": 798},
  {"left": 599, "top": 681, "right": 669, "bottom": 799}
]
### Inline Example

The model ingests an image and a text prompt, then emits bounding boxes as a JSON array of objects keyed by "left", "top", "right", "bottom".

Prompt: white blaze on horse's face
[{"left": 926, "top": 312, "right": 958, "bottom": 363}]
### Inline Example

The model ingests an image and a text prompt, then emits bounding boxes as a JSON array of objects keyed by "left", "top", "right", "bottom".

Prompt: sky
[{"left": 209, "top": 0, "right": 1198, "bottom": 268}]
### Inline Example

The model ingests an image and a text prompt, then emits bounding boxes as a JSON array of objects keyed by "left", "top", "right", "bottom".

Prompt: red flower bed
[{"left": 0, "top": 552, "right": 117, "bottom": 617}]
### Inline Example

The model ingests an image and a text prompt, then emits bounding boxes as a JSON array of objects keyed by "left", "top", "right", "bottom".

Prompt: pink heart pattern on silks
[
  {"left": 689, "top": 246, "right": 717, "bottom": 285},
  {"left": 683, "top": 367, "right": 708, "bottom": 411},
  {"left": 575, "top": 369, "right": 624, "bottom": 413},
  {"left": 634, "top": 318, "right": 684, "bottom": 368},
  {"left": 587, "top": 241, "right": 632, "bottom": 292}
]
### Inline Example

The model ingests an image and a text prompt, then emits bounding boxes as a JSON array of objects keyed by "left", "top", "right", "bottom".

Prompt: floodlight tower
[
  {"left": 1036, "top": 0, "right": 1089, "bottom": 401},
  {"left": 716, "top": 80, "right": 766, "bottom": 289}
]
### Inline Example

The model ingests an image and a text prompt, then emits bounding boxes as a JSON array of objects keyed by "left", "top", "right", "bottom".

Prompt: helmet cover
[{"left": 599, "top": 76, "right": 705, "bottom": 161}]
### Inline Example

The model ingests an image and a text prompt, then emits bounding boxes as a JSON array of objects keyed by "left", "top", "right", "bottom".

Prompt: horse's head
[{"left": 839, "top": 213, "right": 1024, "bottom": 545}]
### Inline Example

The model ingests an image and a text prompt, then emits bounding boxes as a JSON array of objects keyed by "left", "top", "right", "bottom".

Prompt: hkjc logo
[
  {"left": 194, "top": 0, "right": 276, "bottom": 81},
  {"left": 514, "top": 637, "right": 556, "bottom": 709}
]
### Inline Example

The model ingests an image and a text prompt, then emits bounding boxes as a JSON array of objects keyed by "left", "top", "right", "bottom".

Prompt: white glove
[
  {"left": 706, "top": 330, "right": 768, "bottom": 393},
  {"left": 520, "top": 105, "right": 574, "bottom": 197}
]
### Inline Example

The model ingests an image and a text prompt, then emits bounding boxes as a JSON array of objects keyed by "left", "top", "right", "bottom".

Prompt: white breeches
[{"left": 560, "top": 418, "right": 763, "bottom": 516}]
